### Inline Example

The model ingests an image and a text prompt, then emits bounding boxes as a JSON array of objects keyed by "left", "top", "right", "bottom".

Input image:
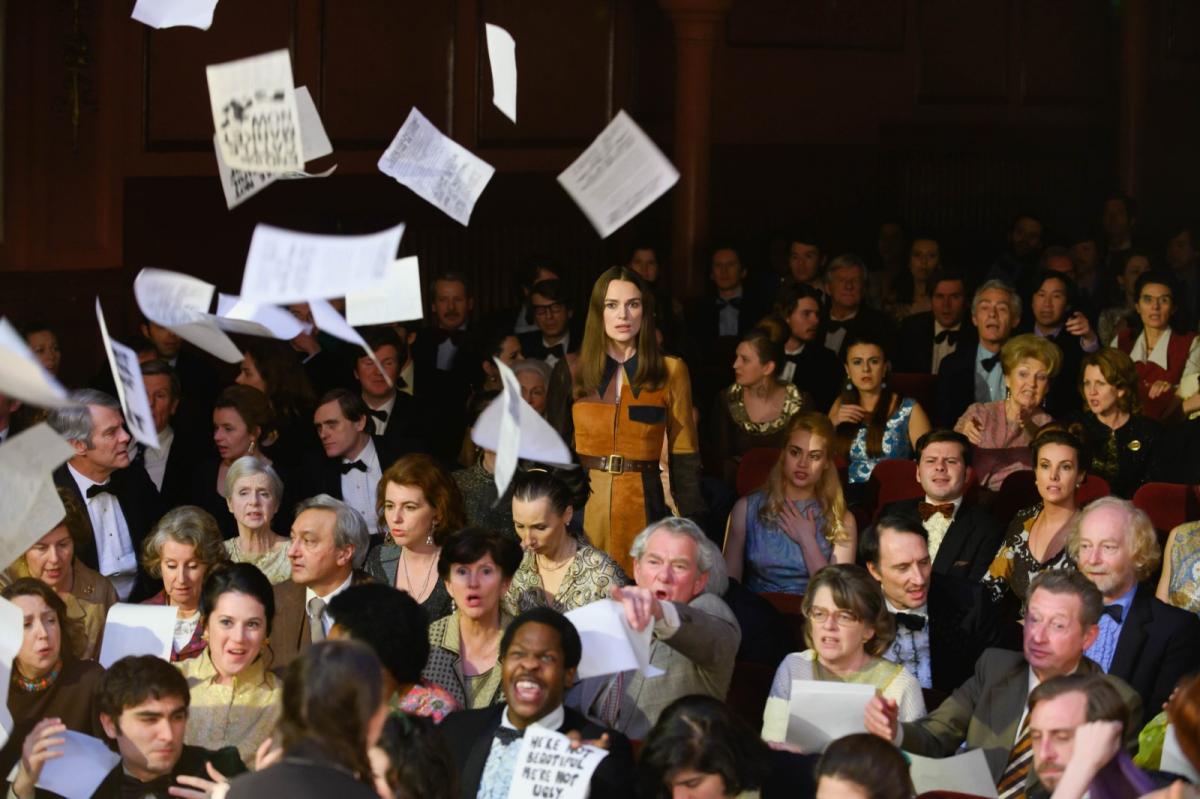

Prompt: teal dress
[
  {"left": 847, "top": 397, "right": 916, "bottom": 484},
  {"left": 743, "top": 491, "right": 833, "bottom": 596}
]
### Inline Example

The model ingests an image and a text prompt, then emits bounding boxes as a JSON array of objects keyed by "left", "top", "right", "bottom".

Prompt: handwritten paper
[
  {"left": 207, "top": 49, "right": 301, "bottom": 173},
  {"left": 785, "top": 681, "right": 874, "bottom": 752},
  {"left": 485, "top": 24, "right": 517, "bottom": 123},
  {"left": 565, "top": 599, "right": 665, "bottom": 680},
  {"left": 0, "top": 318, "right": 73, "bottom": 408},
  {"left": 909, "top": 749, "right": 999, "bottom": 798},
  {"left": 98, "top": 603, "right": 177, "bottom": 668},
  {"left": 216, "top": 294, "right": 305, "bottom": 340},
  {"left": 345, "top": 257, "right": 424, "bottom": 326},
  {"left": 378, "top": 108, "right": 495, "bottom": 226},
  {"left": 506, "top": 727, "right": 608, "bottom": 799},
  {"left": 133, "top": 268, "right": 243, "bottom": 363},
  {"left": 0, "top": 424, "right": 77, "bottom": 574},
  {"left": 308, "top": 299, "right": 391, "bottom": 387},
  {"left": 95, "top": 300, "right": 160, "bottom": 450},
  {"left": 240, "top": 222, "right": 405, "bottom": 305},
  {"left": 0, "top": 597, "right": 23, "bottom": 749},
  {"left": 36, "top": 731, "right": 122, "bottom": 799},
  {"left": 557, "top": 110, "right": 679, "bottom": 238},
  {"left": 132, "top": 0, "right": 219, "bottom": 30}
]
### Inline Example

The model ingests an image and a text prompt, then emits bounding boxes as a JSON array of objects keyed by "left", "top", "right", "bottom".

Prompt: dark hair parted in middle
[
  {"left": 801, "top": 564, "right": 895, "bottom": 657},
  {"left": 199, "top": 562, "right": 276, "bottom": 638},
  {"left": 500, "top": 607, "right": 583, "bottom": 671},
  {"left": 437, "top": 527, "right": 523, "bottom": 582},
  {"left": 328, "top": 583, "right": 430, "bottom": 687}
]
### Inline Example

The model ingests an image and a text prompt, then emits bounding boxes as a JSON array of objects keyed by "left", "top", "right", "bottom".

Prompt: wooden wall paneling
[
  {"left": 1019, "top": 0, "right": 1112, "bottom": 107},
  {"left": 726, "top": 0, "right": 905, "bottom": 50},
  {"left": 916, "top": 0, "right": 1008, "bottom": 104}
]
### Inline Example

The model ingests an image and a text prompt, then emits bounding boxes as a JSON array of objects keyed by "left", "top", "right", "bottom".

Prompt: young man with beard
[{"left": 774, "top": 282, "right": 841, "bottom": 411}]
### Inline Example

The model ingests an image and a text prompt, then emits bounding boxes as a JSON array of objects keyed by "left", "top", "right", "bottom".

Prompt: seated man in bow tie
[
  {"left": 775, "top": 282, "right": 842, "bottom": 412},
  {"left": 439, "top": 608, "right": 635, "bottom": 799},
  {"left": 822, "top": 254, "right": 895, "bottom": 357},
  {"left": 353, "top": 328, "right": 428, "bottom": 459},
  {"left": 896, "top": 270, "right": 974, "bottom": 375},
  {"left": 517, "top": 279, "right": 580, "bottom": 369},
  {"left": 935, "top": 279, "right": 1021, "bottom": 427},
  {"left": 1066, "top": 497, "right": 1200, "bottom": 714}
]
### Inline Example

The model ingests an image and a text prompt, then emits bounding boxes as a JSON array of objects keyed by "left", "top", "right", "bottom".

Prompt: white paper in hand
[
  {"left": 506, "top": 727, "right": 608, "bottom": 799},
  {"left": 557, "top": 110, "right": 679, "bottom": 238},
  {"left": 345, "top": 256, "right": 424, "bottom": 326},
  {"left": 95, "top": 300, "right": 160, "bottom": 450},
  {"left": 36, "top": 731, "right": 122, "bottom": 799},
  {"left": 132, "top": 0, "right": 219, "bottom": 30},
  {"left": 565, "top": 599, "right": 665, "bottom": 680},
  {"left": 133, "top": 268, "right": 243, "bottom": 363},
  {"left": 485, "top": 24, "right": 517, "bottom": 123},
  {"left": 215, "top": 294, "right": 305, "bottom": 340},
  {"left": 207, "top": 49, "right": 301, "bottom": 173},
  {"left": 785, "top": 681, "right": 874, "bottom": 752},
  {"left": 378, "top": 108, "right": 495, "bottom": 226},
  {"left": 308, "top": 299, "right": 391, "bottom": 387},
  {"left": 0, "top": 318, "right": 73, "bottom": 408},
  {"left": 0, "top": 597, "right": 24, "bottom": 749},
  {"left": 0, "top": 424, "right": 77, "bottom": 575},
  {"left": 908, "top": 749, "right": 999, "bottom": 798},
  {"left": 98, "top": 603, "right": 177, "bottom": 668}
]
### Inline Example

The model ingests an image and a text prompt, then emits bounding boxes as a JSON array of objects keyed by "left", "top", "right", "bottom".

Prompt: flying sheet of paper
[
  {"left": 485, "top": 24, "right": 517, "bottom": 123},
  {"left": 785, "top": 681, "right": 874, "bottom": 752},
  {"left": 215, "top": 294, "right": 306, "bottom": 340},
  {"left": 506, "top": 727, "right": 608, "bottom": 799},
  {"left": 240, "top": 222, "right": 405, "bottom": 305},
  {"left": 207, "top": 48, "right": 301, "bottom": 173},
  {"left": 98, "top": 603, "right": 177, "bottom": 668},
  {"left": 908, "top": 749, "right": 999, "bottom": 798},
  {"left": 345, "top": 257, "right": 424, "bottom": 326},
  {"left": 0, "top": 318, "right": 73, "bottom": 408},
  {"left": 308, "top": 299, "right": 390, "bottom": 386},
  {"left": 133, "top": 268, "right": 243, "bottom": 363},
  {"left": 131, "top": 0, "right": 219, "bottom": 30},
  {"left": 378, "top": 108, "right": 495, "bottom": 226},
  {"left": 36, "top": 731, "right": 122, "bottom": 799},
  {"left": 565, "top": 599, "right": 665, "bottom": 680},
  {"left": 95, "top": 300, "right": 160, "bottom": 450},
  {"left": 0, "top": 597, "right": 23, "bottom": 748},
  {"left": 0, "top": 424, "right": 77, "bottom": 575},
  {"left": 557, "top": 110, "right": 679, "bottom": 238}
]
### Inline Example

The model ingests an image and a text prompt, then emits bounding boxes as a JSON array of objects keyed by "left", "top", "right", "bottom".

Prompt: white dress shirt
[
  {"left": 921, "top": 495, "right": 963, "bottom": 562},
  {"left": 398, "top": 360, "right": 415, "bottom": 396},
  {"left": 1115, "top": 328, "right": 1200, "bottom": 377},
  {"left": 931, "top": 322, "right": 961, "bottom": 374},
  {"left": 304, "top": 571, "right": 355, "bottom": 636},
  {"left": 68, "top": 464, "right": 138, "bottom": 600},
  {"left": 143, "top": 426, "right": 174, "bottom": 492},
  {"left": 340, "top": 437, "right": 383, "bottom": 535}
]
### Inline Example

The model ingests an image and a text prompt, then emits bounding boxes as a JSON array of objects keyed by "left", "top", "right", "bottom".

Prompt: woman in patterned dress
[{"left": 1157, "top": 521, "right": 1200, "bottom": 615}]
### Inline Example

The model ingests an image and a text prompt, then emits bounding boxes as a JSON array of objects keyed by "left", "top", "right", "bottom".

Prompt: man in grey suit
[
  {"left": 570, "top": 517, "right": 741, "bottom": 740},
  {"left": 865, "top": 570, "right": 1142, "bottom": 796}
]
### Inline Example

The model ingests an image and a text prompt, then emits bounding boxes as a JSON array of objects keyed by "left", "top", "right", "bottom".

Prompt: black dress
[{"left": 1069, "top": 411, "right": 1160, "bottom": 498}]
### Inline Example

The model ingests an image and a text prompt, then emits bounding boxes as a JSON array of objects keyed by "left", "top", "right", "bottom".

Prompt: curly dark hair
[{"left": 373, "top": 713, "right": 458, "bottom": 799}]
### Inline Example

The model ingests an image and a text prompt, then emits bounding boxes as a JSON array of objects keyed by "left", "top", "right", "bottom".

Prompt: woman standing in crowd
[
  {"left": 192, "top": 384, "right": 278, "bottom": 538},
  {"left": 1069, "top": 348, "right": 1160, "bottom": 498},
  {"left": 982, "top": 426, "right": 1087, "bottom": 610},
  {"left": 367, "top": 453, "right": 466, "bottom": 622},
  {"left": 503, "top": 469, "right": 628, "bottom": 615},
  {"left": 141, "top": 506, "right": 230, "bottom": 662},
  {"left": 0, "top": 579, "right": 104, "bottom": 779},
  {"left": 955, "top": 333, "right": 1058, "bottom": 491},
  {"left": 830, "top": 335, "right": 931, "bottom": 494},
  {"left": 236, "top": 338, "right": 318, "bottom": 464},
  {"left": 709, "top": 324, "right": 812, "bottom": 485},
  {"left": 1112, "top": 269, "right": 1200, "bottom": 421},
  {"left": 725, "top": 412, "right": 857, "bottom": 595},
  {"left": 223, "top": 456, "right": 291, "bottom": 583},
  {"left": 572, "top": 266, "right": 705, "bottom": 575},
  {"left": 815, "top": 733, "right": 915, "bottom": 799},
  {"left": 1158, "top": 521, "right": 1200, "bottom": 615},
  {"left": 422, "top": 527, "right": 521, "bottom": 709},
  {"left": 761, "top": 565, "right": 924, "bottom": 746},
  {"left": 882, "top": 233, "right": 941, "bottom": 321},
  {"left": 178, "top": 563, "right": 281, "bottom": 767},
  {"left": 3, "top": 488, "right": 115, "bottom": 660}
]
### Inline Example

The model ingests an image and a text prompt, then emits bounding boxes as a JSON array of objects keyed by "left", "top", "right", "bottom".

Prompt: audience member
[
  {"left": 690, "top": 243, "right": 766, "bottom": 343},
  {"left": 453, "top": 391, "right": 517, "bottom": 532},
  {"left": 628, "top": 242, "right": 688, "bottom": 351},
  {"left": 1102, "top": 193, "right": 1138, "bottom": 277},
  {"left": 788, "top": 230, "right": 828, "bottom": 294},
  {"left": 411, "top": 271, "right": 479, "bottom": 460},
  {"left": 519, "top": 278, "right": 579, "bottom": 368},
  {"left": 354, "top": 327, "right": 428, "bottom": 457},
  {"left": 988, "top": 212, "right": 1045, "bottom": 297},
  {"left": 1097, "top": 250, "right": 1151, "bottom": 348},
  {"left": 236, "top": 338, "right": 320, "bottom": 463},
  {"left": 774, "top": 282, "right": 843, "bottom": 411},
  {"left": 369, "top": 713, "right": 459, "bottom": 799},
  {"left": 222, "top": 456, "right": 291, "bottom": 583},
  {"left": 1158, "top": 520, "right": 1200, "bottom": 615},
  {"left": 22, "top": 319, "right": 61, "bottom": 377},
  {"left": 1024, "top": 271, "right": 1101, "bottom": 416},
  {"left": 1165, "top": 221, "right": 1200, "bottom": 325},
  {"left": 137, "top": 359, "right": 199, "bottom": 508},
  {"left": 140, "top": 319, "right": 219, "bottom": 429},
  {"left": 814, "top": 733, "right": 913, "bottom": 799},
  {"left": 937, "top": 279, "right": 1023, "bottom": 427},
  {"left": 823, "top": 254, "right": 894, "bottom": 356},
  {"left": 868, "top": 220, "right": 908, "bottom": 307},
  {"left": 895, "top": 269, "right": 972, "bottom": 375},
  {"left": 882, "top": 231, "right": 940, "bottom": 321},
  {"left": 1068, "top": 229, "right": 1104, "bottom": 305},
  {"left": 476, "top": 327, "right": 523, "bottom": 393}
]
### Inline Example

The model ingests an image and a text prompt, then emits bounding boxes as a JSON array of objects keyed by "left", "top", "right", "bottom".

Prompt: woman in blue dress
[{"left": 724, "top": 412, "right": 857, "bottom": 595}]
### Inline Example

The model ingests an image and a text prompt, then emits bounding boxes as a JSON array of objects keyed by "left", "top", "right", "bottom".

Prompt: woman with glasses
[{"left": 760, "top": 564, "right": 924, "bottom": 749}]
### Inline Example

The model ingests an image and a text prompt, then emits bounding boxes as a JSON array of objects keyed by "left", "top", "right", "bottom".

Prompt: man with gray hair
[
  {"left": 935, "top": 279, "right": 1023, "bottom": 426},
  {"left": 48, "top": 389, "right": 163, "bottom": 600},
  {"left": 270, "top": 493, "right": 373, "bottom": 668},
  {"left": 569, "top": 516, "right": 741, "bottom": 739},
  {"left": 822, "top": 253, "right": 895, "bottom": 355}
]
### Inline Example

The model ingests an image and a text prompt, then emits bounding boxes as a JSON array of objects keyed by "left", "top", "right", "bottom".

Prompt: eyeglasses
[
  {"left": 532, "top": 302, "right": 565, "bottom": 317},
  {"left": 806, "top": 607, "right": 861, "bottom": 626}
]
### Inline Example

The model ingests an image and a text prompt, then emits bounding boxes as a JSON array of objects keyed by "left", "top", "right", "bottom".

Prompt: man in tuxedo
[
  {"left": 271, "top": 495, "right": 373, "bottom": 668},
  {"left": 137, "top": 359, "right": 202, "bottom": 510},
  {"left": 823, "top": 254, "right": 894, "bottom": 356},
  {"left": 896, "top": 271, "right": 973, "bottom": 375},
  {"left": 47, "top": 389, "right": 162, "bottom": 601},
  {"left": 1067, "top": 497, "right": 1200, "bottom": 714},
  {"left": 787, "top": 230, "right": 827, "bottom": 296},
  {"left": 1023, "top": 271, "right": 1100, "bottom": 417},
  {"left": 139, "top": 318, "right": 217, "bottom": 429},
  {"left": 987, "top": 212, "right": 1044, "bottom": 298},
  {"left": 775, "top": 282, "right": 842, "bottom": 411},
  {"left": 353, "top": 328, "right": 428, "bottom": 459},
  {"left": 880, "top": 430, "right": 1004, "bottom": 581},
  {"left": 687, "top": 244, "right": 766, "bottom": 407},
  {"left": 411, "top": 272, "right": 479, "bottom": 461},
  {"left": 865, "top": 570, "right": 1142, "bottom": 793},
  {"left": 935, "top": 280, "right": 1021, "bottom": 427},
  {"left": 441, "top": 608, "right": 635, "bottom": 799},
  {"left": 518, "top": 279, "right": 579, "bottom": 368}
]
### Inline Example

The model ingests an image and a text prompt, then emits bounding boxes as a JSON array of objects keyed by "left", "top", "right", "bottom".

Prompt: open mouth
[
  {"left": 653, "top": 589, "right": 670, "bottom": 601},
  {"left": 511, "top": 678, "right": 545, "bottom": 704}
]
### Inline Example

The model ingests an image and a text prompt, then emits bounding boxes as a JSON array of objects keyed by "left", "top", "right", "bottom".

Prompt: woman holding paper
[
  {"left": 503, "top": 469, "right": 628, "bottom": 615},
  {"left": 572, "top": 267, "right": 705, "bottom": 575},
  {"left": 761, "top": 564, "right": 924, "bottom": 748},
  {"left": 223, "top": 456, "right": 291, "bottom": 584},
  {"left": 0, "top": 578, "right": 104, "bottom": 780},
  {"left": 140, "top": 506, "right": 230, "bottom": 662}
]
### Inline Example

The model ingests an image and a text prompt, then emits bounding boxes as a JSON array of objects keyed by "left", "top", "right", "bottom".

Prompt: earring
[
  {"left": 845, "top": 379, "right": 853, "bottom": 392},
  {"left": 248, "top": 440, "right": 257, "bottom": 455}
]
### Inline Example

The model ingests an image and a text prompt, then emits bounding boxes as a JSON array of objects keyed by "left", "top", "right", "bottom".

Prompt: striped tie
[{"left": 996, "top": 716, "right": 1032, "bottom": 799}]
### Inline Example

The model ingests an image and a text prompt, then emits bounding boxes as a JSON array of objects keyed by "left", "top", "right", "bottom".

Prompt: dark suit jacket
[
  {"left": 687, "top": 289, "right": 768, "bottom": 346},
  {"left": 372, "top": 390, "right": 432, "bottom": 459},
  {"left": 896, "top": 312, "right": 976, "bottom": 375},
  {"left": 823, "top": 305, "right": 897, "bottom": 358},
  {"left": 881, "top": 497, "right": 1005, "bottom": 582},
  {"left": 52, "top": 463, "right": 163, "bottom": 602},
  {"left": 439, "top": 704, "right": 635, "bottom": 799},
  {"left": 137, "top": 426, "right": 206, "bottom": 511},
  {"left": 226, "top": 741, "right": 378, "bottom": 799},
  {"left": 1019, "top": 323, "right": 1089, "bottom": 418},
  {"left": 1110, "top": 583, "right": 1200, "bottom": 714},
  {"left": 269, "top": 571, "right": 374, "bottom": 669},
  {"left": 782, "top": 342, "right": 843, "bottom": 413},
  {"left": 410, "top": 327, "right": 477, "bottom": 462},
  {"left": 925, "top": 574, "right": 1005, "bottom": 694},
  {"left": 518, "top": 326, "right": 581, "bottom": 363},
  {"left": 935, "top": 338, "right": 986, "bottom": 427},
  {"left": 28, "top": 744, "right": 246, "bottom": 799},
  {"left": 296, "top": 435, "right": 402, "bottom": 501}
]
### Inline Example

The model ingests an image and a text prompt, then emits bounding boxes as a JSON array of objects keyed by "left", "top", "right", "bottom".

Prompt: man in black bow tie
[
  {"left": 896, "top": 270, "right": 974, "bottom": 374},
  {"left": 517, "top": 279, "right": 579, "bottom": 368},
  {"left": 862, "top": 516, "right": 936, "bottom": 690},
  {"left": 822, "top": 254, "right": 895, "bottom": 356},
  {"left": 411, "top": 271, "right": 480, "bottom": 461},
  {"left": 353, "top": 328, "right": 428, "bottom": 460},
  {"left": 935, "top": 279, "right": 1021, "bottom": 426}
]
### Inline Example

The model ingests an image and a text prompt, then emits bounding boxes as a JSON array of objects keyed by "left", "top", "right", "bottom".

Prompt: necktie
[
  {"left": 493, "top": 726, "right": 524, "bottom": 745},
  {"left": 996, "top": 716, "right": 1032, "bottom": 799},
  {"left": 918, "top": 502, "right": 954, "bottom": 521},
  {"left": 307, "top": 596, "right": 327, "bottom": 643},
  {"left": 981, "top": 354, "right": 1001, "bottom": 373},
  {"left": 934, "top": 329, "right": 960, "bottom": 345},
  {"left": 716, "top": 297, "right": 743, "bottom": 311},
  {"left": 87, "top": 483, "right": 116, "bottom": 499},
  {"left": 340, "top": 460, "right": 367, "bottom": 474},
  {"left": 1102, "top": 604, "right": 1124, "bottom": 623},
  {"left": 895, "top": 612, "right": 926, "bottom": 631},
  {"left": 366, "top": 408, "right": 388, "bottom": 422}
]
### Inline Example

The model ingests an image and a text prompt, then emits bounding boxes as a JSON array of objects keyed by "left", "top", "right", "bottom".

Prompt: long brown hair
[
  {"left": 575, "top": 267, "right": 667, "bottom": 397},
  {"left": 760, "top": 412, "right": 848, "bottom": 545},
  {"left": 835, "top": 335, "right": 895, "bottom": 458}
]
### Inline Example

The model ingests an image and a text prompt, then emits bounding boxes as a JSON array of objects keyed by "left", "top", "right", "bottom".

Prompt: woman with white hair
[{"left": 223, "top": 456, "right": 291, "bottom": 584}]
